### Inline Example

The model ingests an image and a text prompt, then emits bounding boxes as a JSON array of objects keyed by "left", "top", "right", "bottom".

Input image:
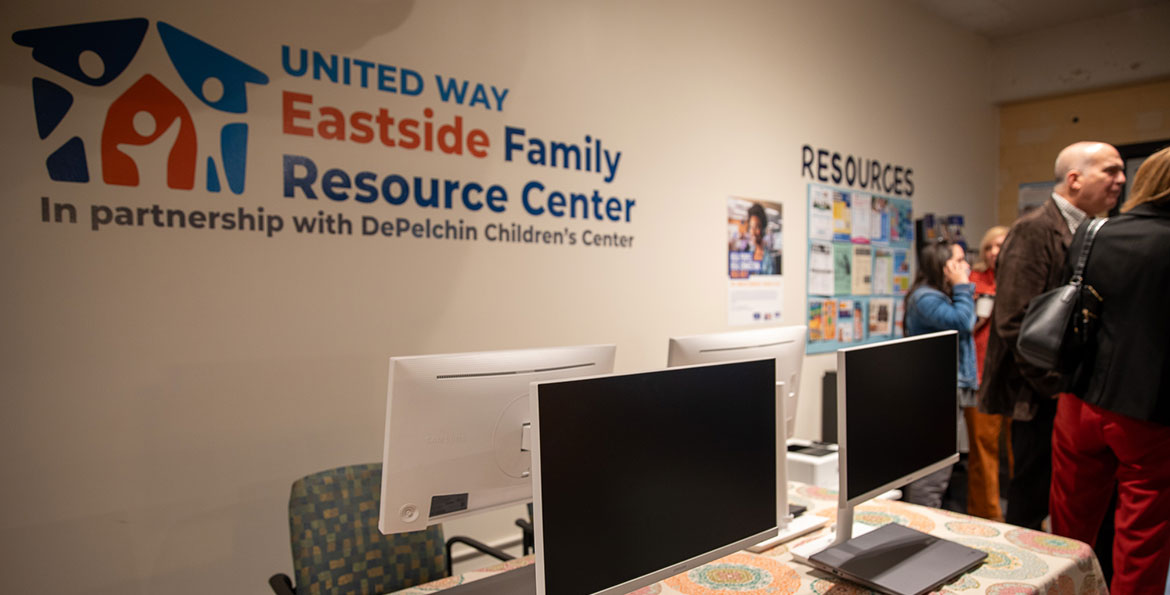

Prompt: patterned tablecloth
[{"left": 393, "top": 483, "right": 1108, "bottom": 595}]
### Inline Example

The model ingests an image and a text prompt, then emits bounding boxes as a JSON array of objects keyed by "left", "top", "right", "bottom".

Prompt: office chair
[
  {"left": 268, "top": 463, "right": 512, "bottom": 595},
  {"left": 515, "top": 502, "right": 534, "bottom": 556}
]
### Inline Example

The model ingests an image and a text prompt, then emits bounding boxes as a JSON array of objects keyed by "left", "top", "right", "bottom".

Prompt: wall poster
[
  {"left": 728, "top": 196, "right": 782, "bottom": 325},
  {"left": 805, "top": 184, "right": 913, "bottom": 354}
]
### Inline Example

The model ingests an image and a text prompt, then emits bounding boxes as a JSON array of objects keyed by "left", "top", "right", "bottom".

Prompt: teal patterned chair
[{"left": 268, "top": 463, "right": 509, "bottom": 595}]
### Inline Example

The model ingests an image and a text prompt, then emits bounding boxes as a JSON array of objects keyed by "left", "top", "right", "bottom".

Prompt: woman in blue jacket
[{"left": 901, "top": 239, "right": 976, "bottom": 507}]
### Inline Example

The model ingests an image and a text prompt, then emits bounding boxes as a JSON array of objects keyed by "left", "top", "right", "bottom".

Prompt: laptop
[{"left": 802, "top": 523, "right": 986, "bottom": 595}]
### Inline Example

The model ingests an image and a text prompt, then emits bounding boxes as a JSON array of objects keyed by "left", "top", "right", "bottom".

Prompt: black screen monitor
[
  {"left": 798, "top": 331, "right": 986, "bottom": 595},
  {"left": 838, "top": 330, "right": 958, "bottom": 511},
  {"left": 530, "top": 360, "right": 779, "bottom": 595}
]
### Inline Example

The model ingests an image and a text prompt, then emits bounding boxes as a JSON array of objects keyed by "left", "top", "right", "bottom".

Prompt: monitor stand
[
  {"left": 746, "top": 505, "right": 829, "bottom": 552},
  {"left": 439, "top": 563, "right": 537, "bottom": 595}
]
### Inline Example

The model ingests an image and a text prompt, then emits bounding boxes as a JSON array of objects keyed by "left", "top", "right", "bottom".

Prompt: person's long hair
[
  {"left": 904, "top": 240, "right": 955, "bottom": 315},
  {"left": 972, "top": 226, "right": 1008, "bottom": 273},
  {"left": 1121, "top": 146, "right": 1170, "bottom": 212}
]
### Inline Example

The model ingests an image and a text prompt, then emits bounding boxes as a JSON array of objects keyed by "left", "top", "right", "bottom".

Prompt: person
[
  {"left": 747, "top": 203, "right": 777, "bottom": 275},
  {"left": 978, "top": 141, "right": 1125, "bottom": 530},
  {"left": 965, "top": 226, "right": 1011, "bottom": 521},
  {"left": 1049, "top": 146, "right": 1170, "bottom": 594},
  {"left": 901, "top": 239, "right": 976, "bottom": 508}
]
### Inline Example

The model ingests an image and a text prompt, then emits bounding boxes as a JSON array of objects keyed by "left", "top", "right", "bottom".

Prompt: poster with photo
[
  {"left": 728, "top": 196, "right": 783, "bottom": 325},
  {"left": 728, "top": 197, "right": 782, "bottom": 279},
  {"left": 806, "top": 183, "right": 914, "bottom": 353}
]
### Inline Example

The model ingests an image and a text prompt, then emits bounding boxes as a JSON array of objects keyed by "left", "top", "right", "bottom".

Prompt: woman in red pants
[{"left": 1049, "top": 146, "right": 1170, "bottom": 594}]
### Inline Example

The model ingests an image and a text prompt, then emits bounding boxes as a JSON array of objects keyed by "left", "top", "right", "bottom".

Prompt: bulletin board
[{"left": 805, "top": 183, "right": 914, "bottom": 354}]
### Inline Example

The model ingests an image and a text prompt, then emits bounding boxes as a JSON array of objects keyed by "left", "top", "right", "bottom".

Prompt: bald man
[{"left": 977, "top": 141, "right": 1125, "bottom": 529}]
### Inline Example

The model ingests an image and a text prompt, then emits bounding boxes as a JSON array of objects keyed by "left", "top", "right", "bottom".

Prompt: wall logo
[{"left": 12, "top": 18, "right": 268, "bottom": 194}]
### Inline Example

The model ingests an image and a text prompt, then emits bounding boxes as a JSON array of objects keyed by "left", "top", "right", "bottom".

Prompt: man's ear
[{"left": 1067, "top": 170, "right": 1082, "bottom": 193}]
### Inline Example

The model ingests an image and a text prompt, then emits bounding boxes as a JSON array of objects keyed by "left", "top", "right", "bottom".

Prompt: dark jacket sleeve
[{"left": 992, "top": 216, "right": 1063, "bottom": 397}]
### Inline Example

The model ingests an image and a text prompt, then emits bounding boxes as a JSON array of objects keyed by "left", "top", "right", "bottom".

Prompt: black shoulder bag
[{"left": 1016, "top": 217, "right": 1106, "bottom": 375}]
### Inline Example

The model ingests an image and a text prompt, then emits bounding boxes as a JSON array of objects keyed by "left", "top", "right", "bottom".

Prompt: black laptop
[{"left": 805, "top": 523, "right": 986, "bottom": 595}]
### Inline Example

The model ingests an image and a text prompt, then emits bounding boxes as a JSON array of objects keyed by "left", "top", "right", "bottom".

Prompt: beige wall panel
[{"left": 998, "top": 78, "right": 1170, "bottom": 223}]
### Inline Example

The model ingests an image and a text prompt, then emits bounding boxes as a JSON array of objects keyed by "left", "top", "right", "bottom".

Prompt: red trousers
[{"left": 1050, "top": 394, "right": 1170, "bottom": 594}]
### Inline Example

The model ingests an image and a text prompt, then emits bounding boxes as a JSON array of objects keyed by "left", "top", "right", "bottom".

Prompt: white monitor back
[
  {"left": 667, "top": 325, "right": 806, "bottom": 439},
  {"left": 379, "top": 344, "right": 616, "bottom": 535}
]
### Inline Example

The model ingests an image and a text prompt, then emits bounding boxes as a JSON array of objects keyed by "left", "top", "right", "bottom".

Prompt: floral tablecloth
[{"left": 394, "top": 483, "right": 1107, "bottom": 594}]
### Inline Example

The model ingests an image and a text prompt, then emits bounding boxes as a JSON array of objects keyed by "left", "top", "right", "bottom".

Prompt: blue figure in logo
[
  {"left": 158, "top": 21, "right": 269, "bottom": 194},
  {"left": 12, "top": 18, "right": 149, "bottom": 182}
]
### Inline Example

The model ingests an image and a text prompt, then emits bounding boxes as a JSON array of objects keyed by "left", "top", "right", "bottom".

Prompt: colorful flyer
[
  {"left": 837, "top": 300, "right": 854, "bottom": 342},
  {"left": 823, "top": 299, "right": 837, "bottom": 341},
  {"left": 892, "top": 202, "right": 913, "bottom": 242},
  {"left": 832, "top": 191, "right": 851, "bottom": 242},
  {"left": 893, "top": 249, "right": 911, "bottom": 293},
  {"left": 871, "top": 196, "right": 890, "bottom": 243},
  {"left": 809, "top": 301, "right": 825, "bottom": 341}
]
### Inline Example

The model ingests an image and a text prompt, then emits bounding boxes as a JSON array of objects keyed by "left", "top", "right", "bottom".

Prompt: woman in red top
[{"left": 965, "top": 225, "right": 1010, "bottom": 520}]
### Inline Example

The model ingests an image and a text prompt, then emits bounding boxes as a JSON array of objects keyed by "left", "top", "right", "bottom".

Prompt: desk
[{"left": 393, "top": 483, "right": 1107, "bottom": 594}]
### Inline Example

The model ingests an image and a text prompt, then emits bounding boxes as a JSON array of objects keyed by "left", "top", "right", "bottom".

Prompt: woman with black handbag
[{"left": 1049, "top": 146, "right": 1170, "bottom": 594}]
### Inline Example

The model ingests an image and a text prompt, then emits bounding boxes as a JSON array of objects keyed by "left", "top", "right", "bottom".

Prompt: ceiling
[{"left": 905, "top": 0, "right": 1167, "bottom": 39}]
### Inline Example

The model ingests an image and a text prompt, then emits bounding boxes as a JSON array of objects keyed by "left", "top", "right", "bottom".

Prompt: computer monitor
[
  {"left": 667, "top": 325, "right": 825, "bottom": 549},
  {"left": 666, "top": 325, "right": 806, "bottom": 439},
  {"left": 795, "top": 331, "right": 985, "bottom": 595},
  {"left": 835, "top": 331, "right": 958, "bottom": 532},
  {"left": 378, "top": 344, "right": 616, "bottom": 535},
  {"left": 530, "top": 359, "right": 779, "bottom": 595}
]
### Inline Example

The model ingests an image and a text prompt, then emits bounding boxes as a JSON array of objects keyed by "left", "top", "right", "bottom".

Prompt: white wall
[{"left": 0, "top": 1, "right": 996, "bottom": 592}]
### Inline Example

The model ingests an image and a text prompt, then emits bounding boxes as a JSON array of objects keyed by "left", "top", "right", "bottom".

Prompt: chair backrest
[{"left": 288, "top": 463, "right": 446, "bottom": 594}]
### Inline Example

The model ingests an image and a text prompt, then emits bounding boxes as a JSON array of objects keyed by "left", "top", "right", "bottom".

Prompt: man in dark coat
[{"left": 977, "top": 141, "right": 1125, "bottom": 529}]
